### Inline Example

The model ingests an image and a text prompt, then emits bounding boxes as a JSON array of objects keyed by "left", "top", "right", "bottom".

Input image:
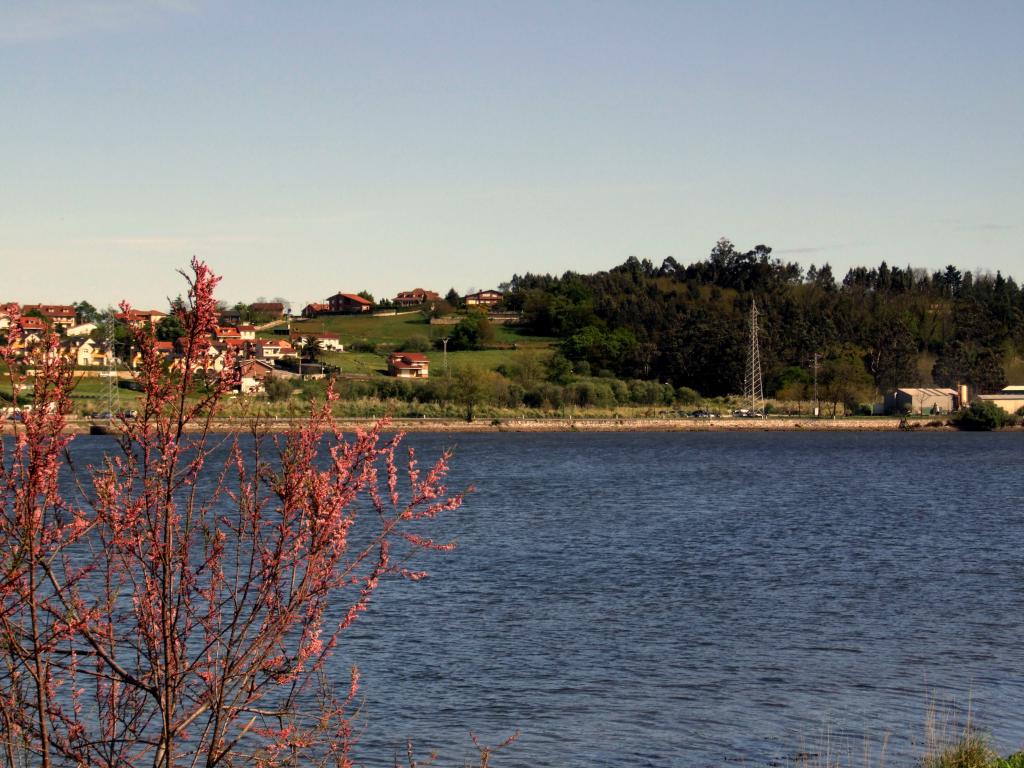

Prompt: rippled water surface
[{"left": 67, "top": 431, "right": 1024, "bottom": 766}]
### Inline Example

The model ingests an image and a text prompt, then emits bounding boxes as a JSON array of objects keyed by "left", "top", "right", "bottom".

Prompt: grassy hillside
[
  {"left": 282, "top": 312, "right": 557, "bottom": 378},
  {"left": 285, "top": 312, "right": 432, "bottom": 346}
]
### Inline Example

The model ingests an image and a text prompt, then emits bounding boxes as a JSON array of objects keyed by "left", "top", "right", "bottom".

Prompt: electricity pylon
[{"left": 743, "top": 301, "right": 764, "bottom": 417}]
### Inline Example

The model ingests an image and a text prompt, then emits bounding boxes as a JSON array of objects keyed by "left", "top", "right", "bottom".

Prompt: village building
[
  {"left": 387, "top": 351, "right": 430, "bottom": 379},
  {"left": 464, "top": 289, "right": 503, "bottom": 307},
  {"left": 884, "top": 387, "right": 960, "bottom": 415},
  {"left": 17, "top": 316, "right": 49, "bottom": 334},
  {"left": 326, "top": 293, "right": 373, "bottom": 314},
  {"left": 67, "top": 338, "right": 112, "bottom": 368},
  {"left": 238, "top": 359, "right": 276, "bottom": 394},
  {"left": 214, "top": 326, "right": 242, "bottom": 342},
  {"left": 302, "top": 302, "right": 329, "bottom": 318},
  {"left": 128, "top": 341, "right": 177, "bottom": 368},
  {"left": 250, "top": 339, "right": 298, "bottom": 363},
  {"left": 215, "top": 338, "right": 247, "bottom": 353},
  {"left": 250, "top": 302, "right": 286, "bottom": 318},
  {"left": 66, "top": 322, "right": 97, "bottom": 337},
  {"left": 237, "top": 325, "right": 256, "bottom": 340},
  {"left": 393, "top": 288, "right": 441, "bottom": 307},
  {"left": 154, "top": 340, "right": 175, "bottom": 358},
  {"left": 290, "top": 331, "right": 343, "bottom": 352},
  {"left": 22, "top": 305, "right": 77, "bottom": 330},
  {"left": 116, "top": 309, "right": 168, "bottom": 328},
  {"left": 977, "top": 385, "right": 1024, "bottom": 415}
]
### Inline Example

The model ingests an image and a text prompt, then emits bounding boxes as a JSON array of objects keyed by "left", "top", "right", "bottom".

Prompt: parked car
[
  {"left": 733, "top": 408, "right": 764, "bottom": 418},
  {"left": 690, "top": 409, "right": 717, "bottom": 419}
]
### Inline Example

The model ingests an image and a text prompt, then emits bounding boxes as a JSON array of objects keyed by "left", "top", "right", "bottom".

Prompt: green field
[
  {"left": 1, "top": 373, "right": 144, "bottom": 415},
  {"left": 285, "top": 312, "right": 432, "bottom": 346},
  {"left": 279, "top": 312, "right": 556, "bottom": 378}
]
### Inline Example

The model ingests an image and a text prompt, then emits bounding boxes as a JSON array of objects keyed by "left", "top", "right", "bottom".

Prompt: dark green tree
[
  {"left": 155, "top": 315, "right": 185, "bottom": 342},
  {"left": 264, "top": 376, "right": 293, "bottom": 402},
  {"left": 73, "top": 301, "right": 99, "bottom": 324},
  {"left": 446, "top": 312, "right": 494, "bottom": 351},
  {"left": 301, "top": 337, "right": 323, "bottom": 362},
  {"left": 452, "top": 366, "right": 488, "bottom": 421},
  {"left": 544, "top": 353, "right": 574, "bottom": 385},
  {"left": 444, "top": 288, "right": 463, "bottom": 309},
  {"left": 866, "top": 316, "right": 919, "bottom": 389}
]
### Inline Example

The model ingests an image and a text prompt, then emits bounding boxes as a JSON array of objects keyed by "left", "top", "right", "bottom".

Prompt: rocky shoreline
[{"left": 52, "top": 416, "right": 956, "bottom": 435}]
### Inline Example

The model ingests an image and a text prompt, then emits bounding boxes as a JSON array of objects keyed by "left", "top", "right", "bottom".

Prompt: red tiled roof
[
  {"left": 23, "top": 304, "right": 76, "bottom": 318},
  {"left": 332, "top": 293, "right": 373, "bottom": 305},
  {"left": 240, "top": 359, "right": 274, "bottom": 371},
  {"left": 116, "top": 309, "right": 167, "bottom": 322}
]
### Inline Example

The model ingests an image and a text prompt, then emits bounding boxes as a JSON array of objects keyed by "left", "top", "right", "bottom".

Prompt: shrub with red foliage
[{"left": 0, "top": 260, "right": 466, "bottom": 767}]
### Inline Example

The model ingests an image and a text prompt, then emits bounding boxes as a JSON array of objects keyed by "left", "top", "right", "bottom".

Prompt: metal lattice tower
[{"left": 743, "top": 301, "right": 764, "bottom": 417}]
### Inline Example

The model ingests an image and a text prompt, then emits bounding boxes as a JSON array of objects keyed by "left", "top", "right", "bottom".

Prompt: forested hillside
[{"left": 503, "top": 239, "right": 1023, "bottom": 399}]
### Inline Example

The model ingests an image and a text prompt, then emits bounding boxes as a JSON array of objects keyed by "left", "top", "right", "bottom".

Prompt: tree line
[{"left": 501, "top": 239, "right": 1023, "bottom": 404}]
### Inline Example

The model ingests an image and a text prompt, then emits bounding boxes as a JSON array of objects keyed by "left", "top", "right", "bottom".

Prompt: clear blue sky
[{"left": 2, "top": 1, "right": 1021, "bottom": 309}]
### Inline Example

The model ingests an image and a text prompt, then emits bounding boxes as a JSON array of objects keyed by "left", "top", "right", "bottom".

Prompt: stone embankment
[{"left": 55, "top": 416, "right": 928, "bottom": 434}]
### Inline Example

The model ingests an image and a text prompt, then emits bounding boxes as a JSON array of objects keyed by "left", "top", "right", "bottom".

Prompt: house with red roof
[
  {"left": 250, "top": 302, "right": 286, "bottom": 318},
  {"left": 393, "top": 288, "right": 441, "bottom": 307},
  {"left": 18, "top": 316, "right": 48, "bottom": 333},
  {"left": 464, "top": 290, "right": 503, "bottom": 308},
  {"left": 302, "top": 303, "right": 329, "bottom": 318},
  {"left": 214, "top": 326, "right": 242, "bottom": 342},
  {"left": 327, "top": 293, "right": 373, "bottom": 314},
  {"left": 116, "top": 309, "right": 168, "bottom": 328},
  {"left": 22, "top": 304, "right": 77, "bottom": 330},
  {"left": 387, "top": 351, "right": 430, "bottom": 379},
  {"left": 250, "top": 339, "right": 297, "bottom": 363},
  {"left": 238, "top": 359, "right": 276, "bottom": 394}
]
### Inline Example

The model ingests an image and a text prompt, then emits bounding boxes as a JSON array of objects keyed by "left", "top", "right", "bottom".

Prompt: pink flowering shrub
[{"left": 0, "top": 260, "right": 466, "bottom": 767}]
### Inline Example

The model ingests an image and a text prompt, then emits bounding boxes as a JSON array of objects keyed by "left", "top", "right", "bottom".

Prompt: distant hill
[{"left": 499, "top": 239, "right": 1023, "bottom": 398}]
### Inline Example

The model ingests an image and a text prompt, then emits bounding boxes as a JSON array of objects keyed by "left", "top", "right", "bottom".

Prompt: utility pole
[
  {"left": 812, "top": 352, "right": 820, "bottom": 417},
  {"left": 441, "top": 337, "right": 450, "bottom": 378}
]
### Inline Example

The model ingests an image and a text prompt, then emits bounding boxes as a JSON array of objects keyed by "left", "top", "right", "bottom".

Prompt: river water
[{"left": 58, "top": 432, "right": 1024, "bottom": 766}]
